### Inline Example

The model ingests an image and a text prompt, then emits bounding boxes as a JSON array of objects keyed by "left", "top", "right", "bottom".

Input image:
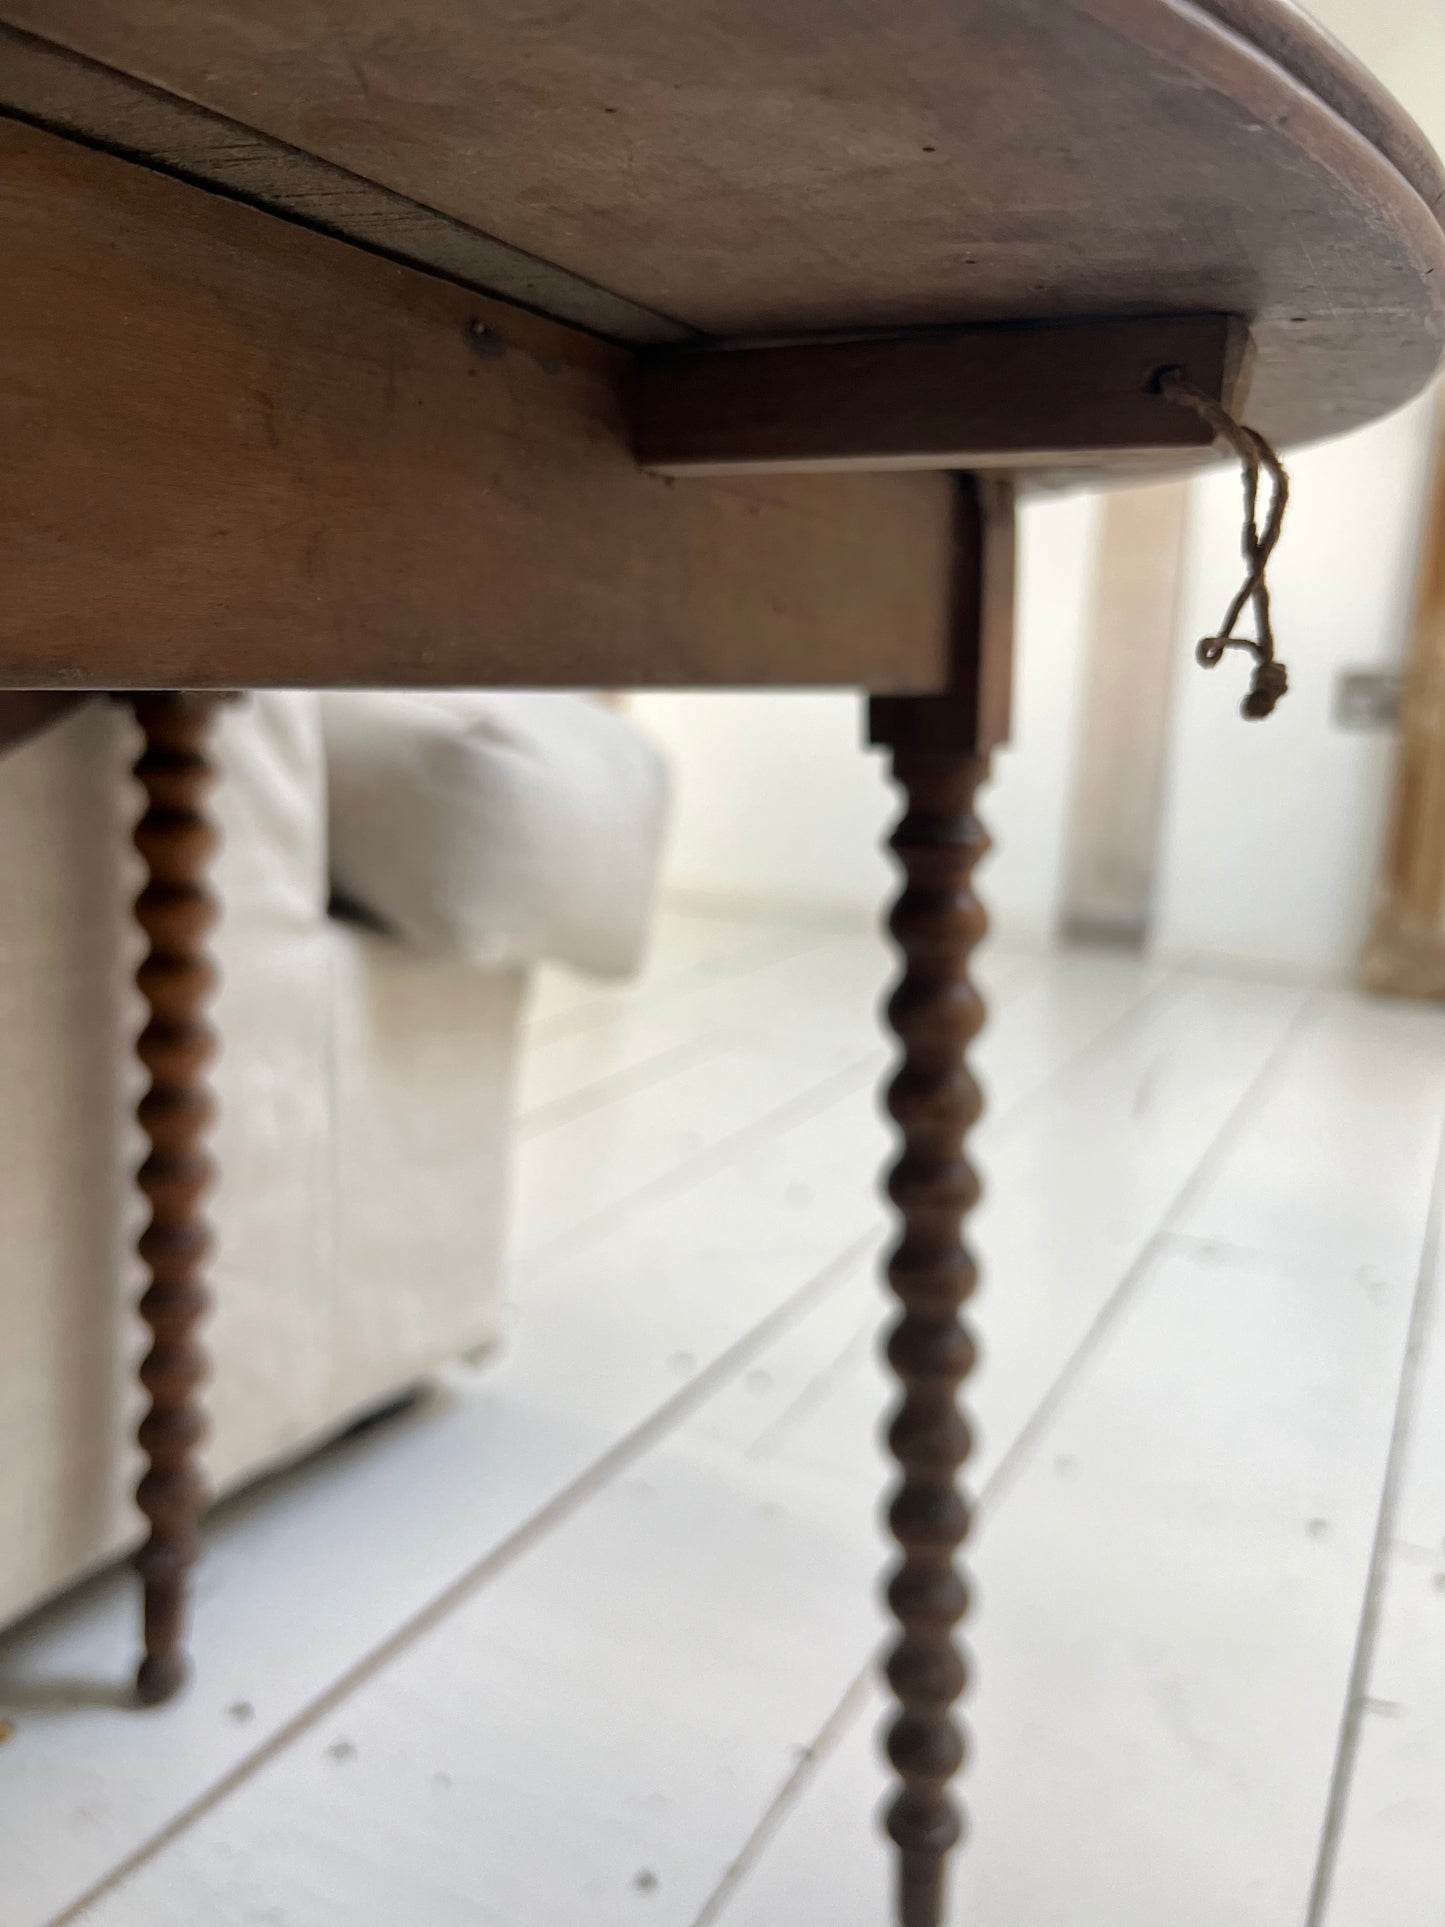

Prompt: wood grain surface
[
  {"left": 870, "top": 477, "right": 1017, "bottom": 762},
  {"left": 0, "top": 21, "right": 690, "bottom": 345},
  {"left": 3, "top": 0, "right": 1442, "bottom": 448},
  {"left": 0, "top": 120, "right": 956, "bottom": 691},
  {"left": 631, "top": 316, "right": 1244, "bottom": 475}
]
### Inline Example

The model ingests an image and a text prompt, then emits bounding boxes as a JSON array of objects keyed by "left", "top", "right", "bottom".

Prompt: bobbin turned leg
[
  {"left": 128, "top": 693, "right": 224, "bottom": 1707},
  {"left": 869, "top": 475, "right": 1015, "bottom": 1927}
]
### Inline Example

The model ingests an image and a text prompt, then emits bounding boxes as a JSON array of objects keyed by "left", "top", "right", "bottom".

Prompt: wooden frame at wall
[
  {"left": 1059, "top": 478, "right": 1191, "bottom": 946},
  {"left": 1361, "top": 385, "right": 1445, "bottom": 999}
]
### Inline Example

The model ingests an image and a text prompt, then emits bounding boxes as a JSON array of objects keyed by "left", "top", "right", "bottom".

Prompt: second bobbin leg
[
  {"left": 868, "top": 475, "right": 1015, "bottom": 1926},
  {"left": 128, "top": 692, "right": 224, "bottom": 1706}
]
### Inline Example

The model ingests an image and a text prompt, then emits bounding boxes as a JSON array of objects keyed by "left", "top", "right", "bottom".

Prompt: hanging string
[{"left": 1153, "top": 366, "right": 1291, "bottom": 720}]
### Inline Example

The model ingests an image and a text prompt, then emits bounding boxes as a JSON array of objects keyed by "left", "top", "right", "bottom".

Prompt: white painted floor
[{"left": 3, "top": 908, "right": 1445, "bottom": 1926}]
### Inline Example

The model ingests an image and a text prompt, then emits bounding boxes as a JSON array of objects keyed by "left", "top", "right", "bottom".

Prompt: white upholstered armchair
[{"left": 0, "top": 690, "right": 667, "bottom": 1657}]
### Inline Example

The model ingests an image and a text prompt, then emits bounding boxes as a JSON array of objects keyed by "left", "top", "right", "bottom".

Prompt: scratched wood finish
[
  {"left": 870, "top": 475, "right": 1018, "bottom": 758},
  {"left": 5, "top": 0, "right": 1443, "bottom": 451},
  {"left": 0, "top": 121, "right": 955, "bottom": 692},
  {"left": 129, "top": 693, "right": 223, "bottom": 1706},
  {"left": 0, "top": 21, "right": 689, "bottom": 346}
]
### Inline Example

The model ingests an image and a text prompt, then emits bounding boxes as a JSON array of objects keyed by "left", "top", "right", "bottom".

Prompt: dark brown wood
[
  {"left": 871, "top": 743, "right": 990, "bottom": 1927},
  {"left": 0, "top": 120, "right": 955, "bottom": 692},
  {"left": 632, "top": 316, "right": 1247, "bottom": 475},
  {"left": 871, "top": 475, "right": 1017, "bottom": 756},
  {"left": 128, "top": 692, "right": 223, "bottom": 1706},
  {"left": 868, "top": 473, "right": 1009, "bottom": 1927},
  {"left": 6, "top": 0, "right": 1442, "bottom": 452},
  {"left": 0, "top": 21, "right": 689, "bottom": 346},
  {"left": 973, "top": 476, "right": 1018, "bottom": 755}
]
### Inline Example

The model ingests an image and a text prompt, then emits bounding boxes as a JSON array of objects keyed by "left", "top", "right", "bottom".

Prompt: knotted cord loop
[{"left": 1153, "top": 366, "right": 1292, "bottom": 720}]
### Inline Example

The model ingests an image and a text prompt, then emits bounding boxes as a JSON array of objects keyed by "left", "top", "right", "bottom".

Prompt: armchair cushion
[{"left": 318, "top": 691, "right": 668, "bottom": 978}]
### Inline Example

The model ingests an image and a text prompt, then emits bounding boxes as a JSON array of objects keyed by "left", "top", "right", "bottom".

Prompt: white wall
[
  {"left": 638, "top": 383, "right": 1438, "bottom": 971},
  {"left": 631, "top": 488, "right": 1101, "bottom": 941},
  {"left": 1147, "top": 0, "right": 1445, "bottom": 971},
  {"left": 634, "top": 0, "right": 1445, "bottom": 971},
  {"left": 1152, "top": 393, "right": 1436, "bottom": 973}
]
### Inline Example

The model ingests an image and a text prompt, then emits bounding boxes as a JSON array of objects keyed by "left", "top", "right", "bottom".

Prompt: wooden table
[{"left": 2, "top": 4, "right": 1443, "bottom": 1919}]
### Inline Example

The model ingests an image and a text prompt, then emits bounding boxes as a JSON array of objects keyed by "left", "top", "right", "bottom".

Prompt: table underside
[
  {"left": 5, "top": 11, "right": 1444, "bottom": 1916},
  {"left": 2, "top": 0, "right": 1444, "bottom": 691},
  {"left": 2, "top": 0, "right": 1443, "bottom": 452},
  {"left": 1, "top": 118, "right": 1230, "bottom": 694}
]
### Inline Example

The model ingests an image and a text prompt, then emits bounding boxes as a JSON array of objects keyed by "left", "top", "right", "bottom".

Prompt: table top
[{"left": 4, "top": 0, "right": 1444, "bottom": 457}]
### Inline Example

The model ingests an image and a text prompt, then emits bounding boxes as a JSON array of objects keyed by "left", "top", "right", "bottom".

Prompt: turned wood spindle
[
  {"left": 128, "top": 693, "right": 224, "bottom": 1706},
  {"left": 878, "top": 746, "right": 989, "bottom": 1927}
]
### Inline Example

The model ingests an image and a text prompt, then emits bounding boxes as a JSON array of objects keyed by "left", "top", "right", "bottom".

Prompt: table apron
[{"left": 0, "top": 118, "right": 960, "bottom": 693}]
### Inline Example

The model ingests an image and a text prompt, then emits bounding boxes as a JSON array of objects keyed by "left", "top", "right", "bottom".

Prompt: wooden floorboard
[
  {"left": 1317, "top": 1119, "right": 1445, "bottom": 1927},
  {"left": 703, "top": 980, "right": 1445, "bottom": 1927},
  {"left": 60, "top": 1294, "right": 891, "bottom": 1927},
  {"left": 711, "top": 1228, "right": 1422, "bottom": 1927},
  {"left": 0, "top": 922, "right": 1088, "bottom": 1922},
  {"left": 523, "top": 908, "right": 828, "bottom": 1035},
  {"left": 1, "top": 927, "right": 1440, "bottom": 1925}
]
